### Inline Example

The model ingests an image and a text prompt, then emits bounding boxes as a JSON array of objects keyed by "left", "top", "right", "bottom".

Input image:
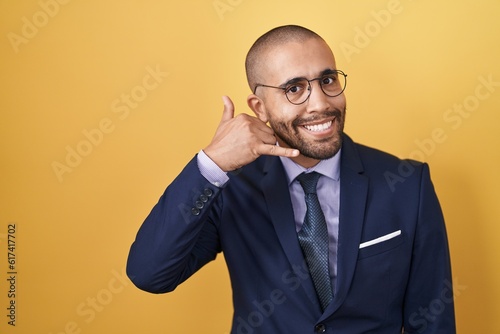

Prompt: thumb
[{"left": 220, "top": 95, "right": 235, "bottom": 122}]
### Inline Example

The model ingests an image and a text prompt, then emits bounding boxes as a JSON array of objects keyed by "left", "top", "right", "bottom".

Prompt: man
[{"left": 127, "top": 25, "right": 456, "bottom": 333}]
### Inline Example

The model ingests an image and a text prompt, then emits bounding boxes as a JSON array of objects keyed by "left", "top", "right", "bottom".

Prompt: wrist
[{"left": 197, "top": 150, "right": 229, "bottom": 187}]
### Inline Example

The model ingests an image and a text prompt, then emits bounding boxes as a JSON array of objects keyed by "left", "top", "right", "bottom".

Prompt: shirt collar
[{"left": 279, "top": 148, "right": 341, "bottom": 185}]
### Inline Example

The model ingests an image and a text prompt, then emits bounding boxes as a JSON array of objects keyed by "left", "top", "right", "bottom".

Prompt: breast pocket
[{"left": 358, "top": 230, "right": 403, "bottom": 260}]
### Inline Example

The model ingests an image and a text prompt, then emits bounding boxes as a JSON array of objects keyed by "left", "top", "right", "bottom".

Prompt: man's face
[{"left": 253, "top": 38, "right": 346, "bottom": 167}]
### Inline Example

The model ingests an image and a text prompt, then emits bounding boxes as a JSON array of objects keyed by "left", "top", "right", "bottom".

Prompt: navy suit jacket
[{"left": 127, "top": 134, "right": 456, "bottom": 333}]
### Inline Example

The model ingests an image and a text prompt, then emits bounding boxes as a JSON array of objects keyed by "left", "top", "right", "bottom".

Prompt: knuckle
[{"left": 235, "top": 114, "right": 252, "bottom": 128}]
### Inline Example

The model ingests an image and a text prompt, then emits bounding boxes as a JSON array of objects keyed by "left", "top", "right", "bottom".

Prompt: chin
[{"left": 298, "top": 136, "right": 343, "bottom": 160}]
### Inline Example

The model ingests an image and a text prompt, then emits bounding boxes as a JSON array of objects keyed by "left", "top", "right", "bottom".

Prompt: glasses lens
[
  {"left": 285, "top": 79, "right": 310, "bottom": 104},
  {"left": 321, "top": 72, "right": 346, "bottom": 97},
  {"left": 280, "top": 71, "right": 347, "bottom": 105}
]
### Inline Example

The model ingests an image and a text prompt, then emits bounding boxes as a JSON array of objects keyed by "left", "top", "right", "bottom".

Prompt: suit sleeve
[
  {"left": 403, "top": 163, "right": 456, "bottom": 333},
  {"left": 126, "top": 156, "right": 223, "bottom": 293}
]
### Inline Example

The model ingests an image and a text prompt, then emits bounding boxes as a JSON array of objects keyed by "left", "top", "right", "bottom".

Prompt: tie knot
[{"left": 296, "top": 172, "right": 321, "bottom": 194}]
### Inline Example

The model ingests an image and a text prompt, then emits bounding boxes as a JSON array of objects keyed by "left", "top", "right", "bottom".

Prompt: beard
[{"left": 269, "top": 108, "right": 345, "bottom": 160}]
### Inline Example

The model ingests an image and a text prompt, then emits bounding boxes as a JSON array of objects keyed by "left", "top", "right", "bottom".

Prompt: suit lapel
[
  {"left": 323, "top": 135, "right": 369, "bottom": 317},
  {"left": 261, "top": 156, "right": 321, "bottom": 309}
]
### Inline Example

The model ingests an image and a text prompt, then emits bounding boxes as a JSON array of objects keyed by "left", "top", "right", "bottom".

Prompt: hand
[{"left": 204, "top": 96, "right": 299, "bottom": 171}]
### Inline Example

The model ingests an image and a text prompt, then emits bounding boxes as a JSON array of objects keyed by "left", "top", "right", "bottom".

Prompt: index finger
[{"left": 257, "top": 143, "right": 300, "bottom": 158}]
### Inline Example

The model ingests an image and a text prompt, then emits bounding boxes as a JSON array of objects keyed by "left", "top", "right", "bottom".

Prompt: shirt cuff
[{"left": 197, "top": 150, "right": 229, "bottom": 188}]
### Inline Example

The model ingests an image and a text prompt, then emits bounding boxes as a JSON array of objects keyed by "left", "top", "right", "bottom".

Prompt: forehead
[{"left": 262, "top": 38, "right": 336, "bottom": 83}]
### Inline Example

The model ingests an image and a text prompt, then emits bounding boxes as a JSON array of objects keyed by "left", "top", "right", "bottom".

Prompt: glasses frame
[{"left": 253, "top": 69, "right": 347, "bottom": 105}]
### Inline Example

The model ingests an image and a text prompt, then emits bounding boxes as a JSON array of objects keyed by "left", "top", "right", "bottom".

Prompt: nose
[{"left": 305, "top": 80, "right": 330, "bottom": 113}]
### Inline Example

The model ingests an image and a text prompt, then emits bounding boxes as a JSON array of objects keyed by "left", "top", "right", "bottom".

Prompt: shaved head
[{"left": 245, "top": 25, "right": 325, "bottom": 92}]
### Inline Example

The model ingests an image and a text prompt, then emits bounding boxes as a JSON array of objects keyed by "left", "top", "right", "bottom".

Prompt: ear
[{"left": 247, "top": 94, "right": 268, "bottom": 123}]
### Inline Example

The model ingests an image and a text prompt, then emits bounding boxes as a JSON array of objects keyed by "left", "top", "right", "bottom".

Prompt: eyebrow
[{"left": 279, "top": 68, "right": 338, "bottom": 88}]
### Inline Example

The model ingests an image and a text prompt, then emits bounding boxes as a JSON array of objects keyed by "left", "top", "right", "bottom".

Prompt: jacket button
[
  {"left": 203, "top": 188, "right": 213, "bottom": 197},
  {"left": 195, "top": 201, "right": 204, "bottom": 209},
  {"left": 315, "top": 324, "right": 326, "bottom": 333},
  {"left": 191, "top": 207, "right": 200, "bottom": 216},
  {"left": 199, "top": 194, "right": 208, "bottom": 203}
]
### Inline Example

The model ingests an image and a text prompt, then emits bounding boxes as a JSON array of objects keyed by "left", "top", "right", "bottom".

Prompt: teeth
[{"left": 304, "top": 121, "right": 332, "bottom": 132}]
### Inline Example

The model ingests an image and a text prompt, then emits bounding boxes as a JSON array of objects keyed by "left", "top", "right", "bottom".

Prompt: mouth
[
  {"left": 299, "top": 116, "right": 337, "bottom": 137},
  {"left": 302, "top": 120, "right": 333, "bottom": 133}
]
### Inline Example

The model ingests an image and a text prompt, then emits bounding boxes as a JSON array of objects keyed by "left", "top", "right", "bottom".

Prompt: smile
[{"left": 303, "top": 120, "right": 333, "bottom": 132}]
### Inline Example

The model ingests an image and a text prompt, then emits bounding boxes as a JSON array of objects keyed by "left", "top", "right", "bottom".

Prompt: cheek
[
  {"left": 334, "top": 94, "right": 347, "bottom": 109},
  {"left": 278, "top": 104, "right": 302, "bottom": 122},
  {"left": 264, "top": 96, "right": 305, "bottom": 125},
  {"left": 268, "top": 107, "right": 299, "bottom": 125}
]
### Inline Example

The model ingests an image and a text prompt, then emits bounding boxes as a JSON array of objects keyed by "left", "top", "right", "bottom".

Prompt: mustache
[{"left": 292, "top": 109, "right": 343, "bottom": 127}]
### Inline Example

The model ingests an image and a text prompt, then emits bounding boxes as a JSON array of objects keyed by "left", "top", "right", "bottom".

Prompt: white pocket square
[{"left": 359, "top": 230, "right": 402, "bottom": 249}]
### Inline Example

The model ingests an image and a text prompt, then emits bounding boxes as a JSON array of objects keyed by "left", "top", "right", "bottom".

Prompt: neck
[{"left": 289, "top": 155, "right": 321, "bottom": 169}]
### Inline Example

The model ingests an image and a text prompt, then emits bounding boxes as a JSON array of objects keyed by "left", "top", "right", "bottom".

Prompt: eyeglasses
[{"left": 253, "top": 70, "right": 347, "bottom": 105}]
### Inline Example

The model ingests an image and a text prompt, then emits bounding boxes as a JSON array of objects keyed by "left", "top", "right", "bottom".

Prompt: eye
[
  {"left": 321, "top": 75, "right": 337, "bottom": 85},
  {"left": 286, "top": 85, "right": 300, "bottom": 94},
  {"left": 285, "top": 81, "right": 307, "bottom": 95}
]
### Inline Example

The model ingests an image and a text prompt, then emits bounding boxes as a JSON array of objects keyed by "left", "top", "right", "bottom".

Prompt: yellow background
[{"left": 1, "top": 0, "right": 499, "bottom": 333}]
